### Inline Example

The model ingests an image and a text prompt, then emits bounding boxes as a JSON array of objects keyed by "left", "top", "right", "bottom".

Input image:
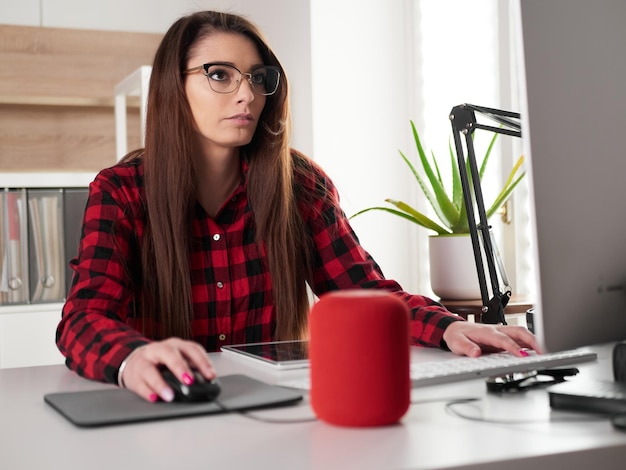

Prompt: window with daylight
[
  {"left": 409, "top": 0, "right": 534, "bottom": 299},
  {"left": 311, "top": 0, "right": 533, "bottom": 301}
]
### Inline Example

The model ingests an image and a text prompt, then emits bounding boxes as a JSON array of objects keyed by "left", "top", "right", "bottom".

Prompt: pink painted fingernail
[
  {"left": 519, "top": 349, "right": 530, "bottom": 357},
  {"left": 182, "top": 372, "right": 194, "bottom": 385},
  {"left": 148, "top": 393, "right": 159, "bottom": 403},
  {"left": 161, "top": 388, "right": 175, "bottom": 403}
]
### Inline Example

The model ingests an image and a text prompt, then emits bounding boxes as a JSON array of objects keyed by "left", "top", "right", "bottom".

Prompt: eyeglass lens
[{"left": 204, "top": 64, "right": 279, "bottom": 95}]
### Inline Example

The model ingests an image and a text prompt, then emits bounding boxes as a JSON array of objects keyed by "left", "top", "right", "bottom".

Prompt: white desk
[{"left": 1, "top": 344, "right": 625, "bottom": 470}]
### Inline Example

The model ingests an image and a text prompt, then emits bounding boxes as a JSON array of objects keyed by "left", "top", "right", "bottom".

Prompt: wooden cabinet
[{"left": 0, "top": 24, "right": 162, "bottom": 172}]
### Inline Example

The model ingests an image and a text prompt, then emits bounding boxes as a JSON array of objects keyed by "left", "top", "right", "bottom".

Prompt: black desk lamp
[{"left": 449, "top": 104, "right": 522, "bottom": 325}]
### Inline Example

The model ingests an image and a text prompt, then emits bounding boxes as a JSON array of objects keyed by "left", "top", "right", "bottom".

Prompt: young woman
[{"left": 57, "top": 11, "right": 540, "bottom": 403}]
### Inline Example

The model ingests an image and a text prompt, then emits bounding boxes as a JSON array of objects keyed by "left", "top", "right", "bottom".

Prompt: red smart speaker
[{"left": 309, "top": 290, "right": 411, "bottom": 427}]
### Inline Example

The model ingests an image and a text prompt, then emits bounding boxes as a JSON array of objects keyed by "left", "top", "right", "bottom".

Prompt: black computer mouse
[{"left": 160, "top": 369, "right": 221, "bottom": 403}]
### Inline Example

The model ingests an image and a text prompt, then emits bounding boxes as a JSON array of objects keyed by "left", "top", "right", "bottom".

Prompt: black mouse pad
[{"left": 44, "top": 374, "right": 303, "bottom": 427}]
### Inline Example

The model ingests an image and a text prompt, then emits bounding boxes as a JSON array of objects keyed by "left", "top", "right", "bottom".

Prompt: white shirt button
[
  {"left": 213, "top": 234, "right": 221, "bottom": 241},
  {"left": 216, "top": 281, "right": 224, "bottom": 288},
  {"left": 218, "top": 334, "right": 226, "bottom": 341}
]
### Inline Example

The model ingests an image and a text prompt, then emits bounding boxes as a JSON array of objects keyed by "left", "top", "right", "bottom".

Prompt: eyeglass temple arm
[
  {"left": 449, "top": 103, "right": 522, "bottom": 325},
  {"left": 183, "top": 65, "right": 205, "bottom": 75}
]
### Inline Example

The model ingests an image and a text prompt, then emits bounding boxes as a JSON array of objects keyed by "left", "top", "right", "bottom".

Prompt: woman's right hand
[{"left": 120, "top": 338, "right": 216, "bottom": 403}]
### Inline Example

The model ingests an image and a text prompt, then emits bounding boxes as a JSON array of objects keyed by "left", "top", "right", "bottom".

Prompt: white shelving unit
[
  {"left": 0, "top": 66, "right": 149, "bottom": 369},
  {"left": 0, "top": 172, "right": 96, "bottom": 369},
  {"left": 0, "top": 173, "right": 96, "bottom": 189},
  {"left": 114, "top": 65, "right": 151, "bottom": 160},
  {"left": 0, "top": 172, "right": 95, "bottom": 368},
  {"left": 0, "top": 302, "right": 65, "bottom": 368}
]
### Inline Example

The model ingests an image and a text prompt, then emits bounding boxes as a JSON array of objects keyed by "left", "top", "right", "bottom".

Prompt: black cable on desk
[
  {"left": 213, "top": 399, "right": 318, "bottom": 424},
  {"left": 445, "top": 397, "right": 609, "bottom": 425}
]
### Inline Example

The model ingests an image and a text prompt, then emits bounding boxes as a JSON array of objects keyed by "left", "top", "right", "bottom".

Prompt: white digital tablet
[{"left": 221, "top": 340, "right": 310, "bottom": 370}]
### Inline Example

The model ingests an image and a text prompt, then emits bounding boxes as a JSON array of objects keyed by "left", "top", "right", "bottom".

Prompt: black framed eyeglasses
[{"left": 184, "top": 62, "right": 280, "bottom": 96}]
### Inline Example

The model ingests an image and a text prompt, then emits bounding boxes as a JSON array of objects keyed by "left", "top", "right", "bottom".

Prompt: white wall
[{"left": 311, "top": 0, "right": 419, "bottom": 293}]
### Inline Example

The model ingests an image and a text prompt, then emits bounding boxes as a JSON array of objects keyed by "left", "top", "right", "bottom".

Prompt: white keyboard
[{"left": 279, "top": 348, "right": 598, "bottom": 390}]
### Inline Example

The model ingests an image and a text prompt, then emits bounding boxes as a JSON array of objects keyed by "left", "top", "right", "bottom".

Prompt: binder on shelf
[
  {"left": 0, "top": 190, "right": 4, "bottom": 303},
  {"left": 27, "top": 189, "right": 66, "bottom": 303},
  {"left": 1, "top": 186, "right": 88, "bottom": 306},
  {"left": 1, "top": 189, "right": 29, "bottom": 304},
  {"left": 63, "top": 188, "right": 89, "bottom": 296},
  {"left": 0, "top": 191, "right": 3, "bottom": 303}
]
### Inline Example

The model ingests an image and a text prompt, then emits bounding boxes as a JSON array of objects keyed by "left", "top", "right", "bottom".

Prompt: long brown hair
[{"left": 127, "top": 11, "right": 313, "bottom": 342}]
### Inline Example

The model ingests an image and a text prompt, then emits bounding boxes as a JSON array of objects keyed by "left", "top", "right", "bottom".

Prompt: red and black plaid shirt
[{"left": 57, "top": 157, "right": 460, "bottom": 383}]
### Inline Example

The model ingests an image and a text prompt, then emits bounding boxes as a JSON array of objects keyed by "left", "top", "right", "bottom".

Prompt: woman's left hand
[{"left": 442, "top": 321, "right": 543, "bottom": 358}]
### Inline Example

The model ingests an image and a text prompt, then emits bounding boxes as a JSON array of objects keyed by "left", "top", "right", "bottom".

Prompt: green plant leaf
[
  {"left": 486, "top": 172, "right": 525, "bottom": 219},
  {"left": 451, "top": 201, "right": 470, "bottom": 233},
  {"left": 409, "top": 121, "right": 460, "bottom": 228},
  {"left": 350, "top": 120, "right": 526, "bottom": 236},
  {"left": 398, "top": 149, "right": 453, "bottom": 231},
  {"left": 432, "top": 150, "right": 444, "bottom": 188},
  {"left": 449, "top": 139, "right": 463, "bottom": 211},
  {"left": 503, "top": 154, "right": 525, "bottom": 189},
  {"left": 349, "top": 205, "right": 451, "bottom": 235},
  {"left": 479, "top": 131, "right": 499, "bottom": 179},
  {"left": 385, "top": 199, "right": 451, "bottom": 234}
]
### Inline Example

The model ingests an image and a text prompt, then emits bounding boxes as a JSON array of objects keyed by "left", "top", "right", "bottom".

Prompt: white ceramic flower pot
[{"left": 428, "top": 234, "right": 481, "bottom": 300}]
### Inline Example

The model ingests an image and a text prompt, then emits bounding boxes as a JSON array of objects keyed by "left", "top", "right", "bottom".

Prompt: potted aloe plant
[{"left": 351, "top": 120, "right": 525, "bottom": 299}]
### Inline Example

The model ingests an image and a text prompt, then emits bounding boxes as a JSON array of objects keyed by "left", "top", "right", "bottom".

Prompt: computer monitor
[{"left": 515, "top": 0, "right": 626, "bottom": 351}]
